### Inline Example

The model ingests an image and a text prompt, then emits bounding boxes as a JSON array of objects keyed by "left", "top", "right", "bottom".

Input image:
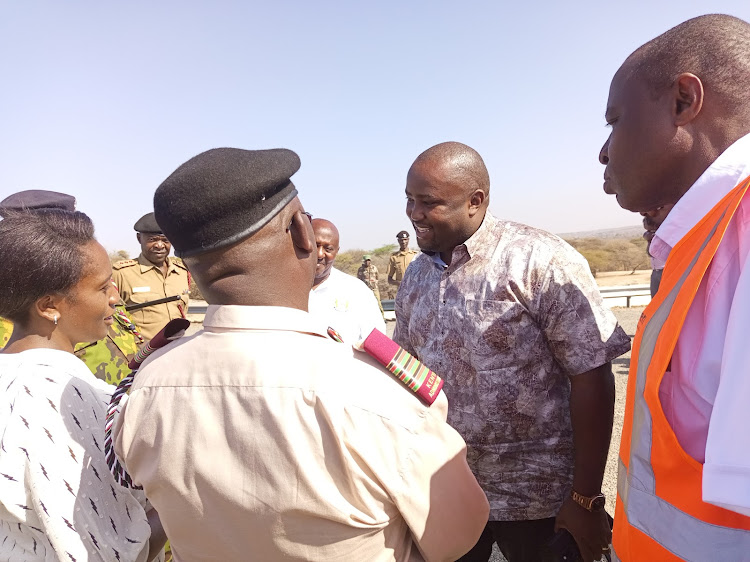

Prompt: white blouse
[{"left": 0, "top": 348, "right": 156, "bottom": 561}]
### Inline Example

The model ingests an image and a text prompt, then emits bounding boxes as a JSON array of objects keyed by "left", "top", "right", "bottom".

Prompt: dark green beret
[
  {"left": 396, "top": 230, "right": 410, "bottom": 239},
  {"left": 154, "top": 148, "right": 300, "bottom": 257},
  {"left": 133, "top": 212, "right": 162, "bottom": 234},
  {"left": 0, "top": 190, "right": 76, "bottom": 217}
]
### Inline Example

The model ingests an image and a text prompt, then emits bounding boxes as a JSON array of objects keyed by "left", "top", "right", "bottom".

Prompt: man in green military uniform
[
  {"left": 387, "top": 230, "right": 418, "bottom": 289},
  {"left": 0, "top": 190, "right": 144, "bottom": 384},
  {"left": 357, "top": 255, "right": 384, "bottom": 317},
  {"left": 112, "top": 212, "right": 190, "bottom": 340}
]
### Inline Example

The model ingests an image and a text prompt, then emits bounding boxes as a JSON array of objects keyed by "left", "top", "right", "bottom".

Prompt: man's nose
[
  {"left": 317, "top": 246, "right": 325, "bottom": 260},
  {"left": 599, "top": 136, "right": 610, "bottom": 165},
  {"left": 407, "top": 201, "right": 422, "bottom": 221}
]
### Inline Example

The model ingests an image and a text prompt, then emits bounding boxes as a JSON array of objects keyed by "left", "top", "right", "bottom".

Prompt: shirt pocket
[{"left": 127, "top": 289, "right": 161, "bottom": 328}]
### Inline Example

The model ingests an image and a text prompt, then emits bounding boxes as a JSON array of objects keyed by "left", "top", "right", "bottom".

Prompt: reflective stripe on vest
[{"left": 614, "top": 177, "right": 750, "bottom": 561}]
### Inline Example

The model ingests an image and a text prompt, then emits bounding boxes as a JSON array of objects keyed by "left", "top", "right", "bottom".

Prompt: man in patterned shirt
[{"left": 394, "top": 142, "right": 631, "bottom": 562}]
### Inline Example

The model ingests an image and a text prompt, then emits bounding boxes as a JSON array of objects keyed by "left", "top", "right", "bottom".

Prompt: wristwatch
[{"left": 571, "top": 490, "right": 606, "bottom": 512}]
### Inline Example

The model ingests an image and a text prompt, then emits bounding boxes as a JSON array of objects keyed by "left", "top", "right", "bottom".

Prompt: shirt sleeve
[
  {"left": 703, "top": 260, "right": 750, "bottom": 515},
  {"left": 536, "top": 242, "right": 631, "bottom": 376},
  {"left": 386, "top": 393, "right": 489, "bottom": 561}
]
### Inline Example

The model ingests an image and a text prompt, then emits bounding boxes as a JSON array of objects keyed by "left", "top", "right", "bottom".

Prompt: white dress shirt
[
  {"left": 309, "top": 267, "right": 386, "bottom": 343},
  {"left": 650, "top": 132, "right": 750, "bottom": 515}
]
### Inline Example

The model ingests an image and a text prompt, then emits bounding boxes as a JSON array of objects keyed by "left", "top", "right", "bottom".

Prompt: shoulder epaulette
[
  {"left": 112, "top": 259, "right": 138, "bottom": 270},
  {"left": 171, "top": 257, "right": 188, "bottom": 270},
  {"left": 360, "top": 329, "right": 443, "bottom": 406}
]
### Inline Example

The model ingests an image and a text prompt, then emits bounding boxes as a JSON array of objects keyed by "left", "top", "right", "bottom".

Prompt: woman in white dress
[{"left": 0, "top": 209, "right": 166, "bottom": 561}]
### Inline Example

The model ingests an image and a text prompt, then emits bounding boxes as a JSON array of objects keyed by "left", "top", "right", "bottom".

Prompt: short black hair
[
  {"left": 0, "top": 210, "right": 96, "bottom": 324},
  {"left": 625, "top": 14, "right": 750, "bottom": 110}
]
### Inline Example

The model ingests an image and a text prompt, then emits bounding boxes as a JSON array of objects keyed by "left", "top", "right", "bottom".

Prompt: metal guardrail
[
  {"left": 599, "top": 284, "right": 651, "bottom": 308},
  {"left": 187, "top": 284, "right": 652, "bottom": 320}
]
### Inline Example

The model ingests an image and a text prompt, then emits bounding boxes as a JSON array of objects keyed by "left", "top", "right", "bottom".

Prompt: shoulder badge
[
  {"left": 171, "top": 257, "right": 189, "bottom": 271},
  {"left": 360, "top": 329, "right": 443, "bottom": 406},
  {"left": 113, "top": 259, "right": 138, "bottom": 270}
]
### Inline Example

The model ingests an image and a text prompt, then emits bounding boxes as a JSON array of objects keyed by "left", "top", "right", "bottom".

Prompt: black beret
[
  {"left": 396, "top": 230, "right": 410, "bottom": 239},
  {"left": 133, "top": 212, "right": 162, "bottom": 234},
  {"left": 0, "top": 190, "right": 76, "bottom": 217},
  {"left": 154, "top": 148, "right": 300, "bottom": 257}
]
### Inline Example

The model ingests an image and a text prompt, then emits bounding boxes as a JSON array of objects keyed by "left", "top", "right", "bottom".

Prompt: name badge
[{"left": 133, "top": 286, "right": 150, "bottom": 293}]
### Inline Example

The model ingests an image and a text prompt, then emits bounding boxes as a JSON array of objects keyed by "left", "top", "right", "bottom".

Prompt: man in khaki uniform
[
  {"left": 387, "top": 230, "right": 418, "bottom": 288},
  {"left": 357, "top": 255, "right": 384, "bottom": 317},
  {"left": 113, "top": 212, "right": 189, "bottom": 340}
]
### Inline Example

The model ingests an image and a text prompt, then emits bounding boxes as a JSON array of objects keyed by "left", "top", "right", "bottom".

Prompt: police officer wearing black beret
[{"left": 112, "top": 147, "right": 488, "bottom": 560}]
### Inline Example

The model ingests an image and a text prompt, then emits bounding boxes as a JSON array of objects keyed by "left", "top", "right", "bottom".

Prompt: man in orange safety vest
[{"left": 599, "top": 14, "right": 750, "bottom": 561}]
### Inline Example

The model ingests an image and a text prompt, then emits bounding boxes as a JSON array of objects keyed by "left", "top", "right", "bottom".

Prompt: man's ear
[
  {"left": 468, "top": 189, "right": 486, "bottom": 216},
  {"left": 136, "top": 232, "right": 142, "bottom": 244},
  {"left": 672, "top": 72, "right": 704, "bottom": 126},
  {"left": 289, "top": 211, "right": 315, "bottom": 254}
]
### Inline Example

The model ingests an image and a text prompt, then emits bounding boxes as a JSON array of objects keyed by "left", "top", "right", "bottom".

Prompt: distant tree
[
  {"left": 334, "top": 246, "right": 397, "bottom": 300},
  {"left": 372, "top": 244, "right": 397, "bottom": 257},
  {"left": 108, "top": 250, "right": 130, "bottom": 264},
  {"left": 565, "top": 236, "right": 648, "bottom": 275}
]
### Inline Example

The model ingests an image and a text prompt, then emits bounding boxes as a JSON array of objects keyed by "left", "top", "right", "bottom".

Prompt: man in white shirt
[
  {"left": 308, "top": 218, "right": 386, "bottom": 343},
  {"left": 600, "top": 13, "right": 750, "bottom": 560}
]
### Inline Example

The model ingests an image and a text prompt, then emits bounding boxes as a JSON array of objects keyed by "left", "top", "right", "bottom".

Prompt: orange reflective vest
[{"left": 613, "top": 175, "right": 750, "bottom": 561}]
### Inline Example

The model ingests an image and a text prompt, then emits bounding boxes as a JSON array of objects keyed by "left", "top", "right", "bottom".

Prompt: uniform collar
[
  {"left": 203, "top": 305, "right": 329, "bottom": 339},
  {"left": 137, "top": 253, "right": 178, "bottom": 274}
]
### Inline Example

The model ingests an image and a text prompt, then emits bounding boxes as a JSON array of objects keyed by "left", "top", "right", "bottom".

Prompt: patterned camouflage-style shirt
[{"left": 393, "top": 212, "right": 631, "bottom": 521}]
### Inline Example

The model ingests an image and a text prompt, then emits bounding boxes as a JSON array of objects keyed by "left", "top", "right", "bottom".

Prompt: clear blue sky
[{"left": 2, "top": 1, "right": 749, "bottom": 255}]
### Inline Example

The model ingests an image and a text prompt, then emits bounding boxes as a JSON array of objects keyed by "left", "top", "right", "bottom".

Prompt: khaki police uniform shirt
[
  {"left": 114, "top": 305, "right": 487, "bottom": 561},
  {"left": 112, "top": 254, "right": 189, "bottom": 340},
  {"left": 388, "top": 249, "right": 418, "bottom": 284}
]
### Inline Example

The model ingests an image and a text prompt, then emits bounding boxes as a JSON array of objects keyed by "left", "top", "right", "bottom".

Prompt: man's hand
[{"left": 555, "top": 496, "right": 611, "bottom": 562}]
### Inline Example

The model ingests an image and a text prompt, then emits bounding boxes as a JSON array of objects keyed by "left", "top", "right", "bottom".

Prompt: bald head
[
  {"left": 623, "top": 14, "right": 750, "bottom": 120},
  {"left": 405, "top": 142, "right": 490, "bottom": 264},
  {"left": 599, "top": 14, "right": 750, "bottom": 214},
  {"left": 311, "top": 218, "right": 340, "bottom": 287},
  {"left": 411, "top": 142, "right": 490, "bottom": 198}
]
